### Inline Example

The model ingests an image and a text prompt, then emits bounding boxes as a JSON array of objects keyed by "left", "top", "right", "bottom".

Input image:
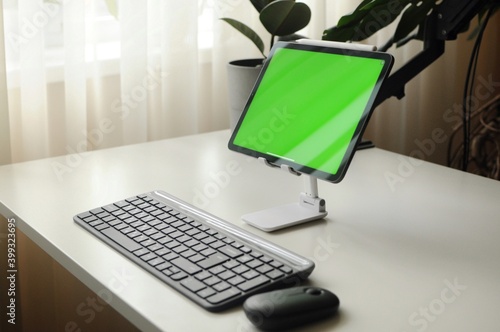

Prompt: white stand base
[
  {"left": 242, "top": 201, "right": 327, "bottom": 232},
  {"left": 243, "top": 159, "right": 329, "bottom": 232}
]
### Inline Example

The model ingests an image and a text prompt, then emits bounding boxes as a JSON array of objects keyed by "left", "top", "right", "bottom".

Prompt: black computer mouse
[{"left": 243, "top": 286, "right": 340, "bottom": 331}]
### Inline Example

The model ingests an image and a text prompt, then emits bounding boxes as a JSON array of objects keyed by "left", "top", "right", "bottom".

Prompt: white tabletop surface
[{"left": 1, "top": 130, "right": 500, "bottom": 331}]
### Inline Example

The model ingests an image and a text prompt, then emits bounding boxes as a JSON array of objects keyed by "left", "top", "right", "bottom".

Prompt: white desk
[{"left": 1, "top": 130, "right": 500, "bottom": 331}]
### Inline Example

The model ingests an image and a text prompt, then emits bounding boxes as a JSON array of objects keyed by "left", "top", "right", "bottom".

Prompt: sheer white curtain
[
  {"left": 1, "top": 0, "right": 498, "bottom": 166},
  {"left": 0, "top": 0, "right": 11, "bottom": 165},
  {"left": 1, "top": 0, "right": 262, "bottom": 164}
]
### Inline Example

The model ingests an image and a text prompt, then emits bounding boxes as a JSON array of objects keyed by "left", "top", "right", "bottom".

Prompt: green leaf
[
  {"left": 250, "top": 0, "right": 275, "bottom": 13},
  {"left": 323, "top": 0, "right": 409, "bottom": 42},
  {"left": 337, "top": 7, "right": 372, "bottom": 28},
  {"left": 260, "top": 0, "right": 311, "bottom": 36},
  {"left": 220, "top": 18, "right": 265, "bottom": 57},
  {"left": 322, "top": 25, "right": 357, "bottom": 42},
  {"left": 104, "top": 0, "right": 118, "bottom": 19},
  {"left": 393, "top": 0, "right": 435, "bottom": 44}
]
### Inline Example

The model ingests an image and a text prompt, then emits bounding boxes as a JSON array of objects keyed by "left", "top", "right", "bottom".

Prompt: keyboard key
[
  {"left": 181, "top": 278, "right": 206, "bottom": 293},
  {"left": 180, "top": 249, "right": 197, "bottom": 258},
  {"left": 156, "top": 262, "right": 172, "bottom": 271},
  {"left": 120, "top": 227, "right": 135, "bottom": 235},
  {"left": 173, "top": 245, "right": 189, "bottom": 254},
  {"left": 206, "top": 288, "right": 241, "bottom": 304},
  {"left": 219, "top": 270, "right": 236, "bottom": 280},
  {"left": 195, "top": 271, "right": 211, "bottom": 281},
  {"left": 184, "top": 239, "right": 200, "bottom": 248},
  {"left": 148, "top": 257, "right": 165, "bottom": 267},
  {"left": 260, "top": 255, "right": 273, "bottom": 263},
  {"left": 237, "top": 255, "right": 253, "bottom": 264},
  {"left": 232, "top": 265, "right": 249, "bottom": 275},
  {"left": 227, "top": 275, "right": 245, "bottom": 286},
  {"left": 208, "top": 265, "right": 226, "bottom": 275},
  {"left": 95, "top": 224, "right": 109, "bottom": 231},
  {"left": 171, "top": 257, "right": 202, "bottom": 275},
  {"left": 246, "top": 260, "right": 263, "bottom": 269},
  {"left": 140, "top": 253, "right": 158, "bottom": 262},
  {"left": 150, "top": 232, "right": 165, "bottom": 240},
  {"left": 148, "top": 244, "right": 163, "bottom": 252},
  {"left": 103, "top": 204, "right": 120, "bottom": 213},
  {"left": 223, "top": 260, "right": 240, "bottom": 270},
  {"left": 114, "top": 223, "right": 128, "bottom": 230},
  {"left": 192, "top": 243, "right": 208, "bottom": 252},
  {"left": 241, "top": 270, "right": 259, "bottom": 280},
  {"left": 213, "top": 281, "right": 231, "bottom": 292},
  {"left": 209, "top": 240, "right": 225, "bottom": 249},
  {"left": 89, "top": 220, "right": 104, "bottom": 227},
  {"left": 101, "top": 227, "right": 142, "bottom": 252},
  {"left": 177, "top": 235, "right": 192, "bottom": 243},
  {"left": 162, "top": 252, "right": 179, "bottom": 261},
  {"left": 154, "top": 247, "right": 170, "bottom": 256},
  {"left": 240, "top": 246, "right": 252, "bottom": 254},
  {"left": 201, "top": 237, "right": 216, "bottom": 245},
  {"left": 137, "top": 224, "right": 151, "bottom": 235},
  {"left": 108, "top": 219, "right": 122, "bottom": 227},
  {"left": 82, "top": 215, "right": 98, "bottom": 223},
  {"left": 237, "top": 275, "right": 270, "bottom": 292},
  {"left": 193, "top": 232, "right": 208, "bottom": 241},
  {"left": 197, "top": 288, "right": 216, "bottom": 299},
  {"left": 266, "top": 269, "right": 284, "bottom": 280},
  {"left": 200, "top": 248, "right": 216, "bottom": 257},
  {"left": 77, "top": 211, "right": 93, "bottom": 220},
  {"left": 134, "top": 235, "right": 148, "bottom": 243},
  {"left": 165, "top": 240, "right": 181, "bottom": 249},
  {"left": 256, "top": 264, "right": 273, "bottom": 274},
  {"left": 188, "top": 254, "right": 205, "bottom": 263},
  {"left": 114, "top": 200, "right": 129, "bottom": 208},
  {"left": 140, "top": 239, "right": 156, "bottom": 247},
  {"left": 144, "top": 228, "right": 158, "bottom": 236},
  {"left": 204, "top": 276, "right": 221, "bottom": 287},
  {"left": 219, "top": 246, "right": 243, "bottom": 258},
  {"left": 170, "top": 271, "right": 188, "bottom": 281},
  {"left": 133, "top": 248, "right": 150, "bottom": 257},
  {"left": 127, "top": 231, "right": 141, "bottom": 239},
  {"left": 198, "top": 253, "right": 229, "bottom": 269}
]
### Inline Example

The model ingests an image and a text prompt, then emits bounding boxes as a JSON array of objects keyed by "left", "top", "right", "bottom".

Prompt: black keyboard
[{"left": 74, "top": 190, "right": 315, "bottom": 312}]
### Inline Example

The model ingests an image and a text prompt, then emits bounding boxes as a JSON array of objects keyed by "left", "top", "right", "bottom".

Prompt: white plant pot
[{"left": 227, "top": 58, "right": 263, "bottom": 130}]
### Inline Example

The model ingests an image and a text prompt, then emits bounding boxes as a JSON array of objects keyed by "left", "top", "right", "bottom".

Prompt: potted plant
[
  {"left": 322, "top": 0, "right": 498, "bottom": 51},
  {"left": 322, "top": 0, "right": 499, "bottom": 172},
  {"left": 221, "top": 0, "right": 311, "bottom": 129}
]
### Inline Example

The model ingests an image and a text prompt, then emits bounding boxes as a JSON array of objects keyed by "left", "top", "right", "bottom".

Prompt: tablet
[{"left": 228, "top": 40, "right": 393, "bottom": 183}]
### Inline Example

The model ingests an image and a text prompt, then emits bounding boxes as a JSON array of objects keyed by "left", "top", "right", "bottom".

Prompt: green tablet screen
[{"left": 228, "top": 42, "right": 393, "bottom": 183}]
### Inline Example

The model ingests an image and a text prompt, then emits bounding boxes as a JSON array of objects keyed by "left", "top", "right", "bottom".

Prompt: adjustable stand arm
[
  {"left": 374, "top": 0, "right": 489, "bottom": 108},
  {"left": 242, "top": 158, "right": 328, "bottom": 232}
]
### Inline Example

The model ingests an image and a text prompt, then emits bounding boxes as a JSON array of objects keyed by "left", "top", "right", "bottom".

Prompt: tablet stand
[{"left": 242, "top": 158, "right": 328, "bottom": 232}]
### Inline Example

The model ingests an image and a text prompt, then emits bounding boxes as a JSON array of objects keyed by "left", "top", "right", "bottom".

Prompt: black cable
[{"left": 462, "top": 8, "right": 494, "bottom": 171}]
